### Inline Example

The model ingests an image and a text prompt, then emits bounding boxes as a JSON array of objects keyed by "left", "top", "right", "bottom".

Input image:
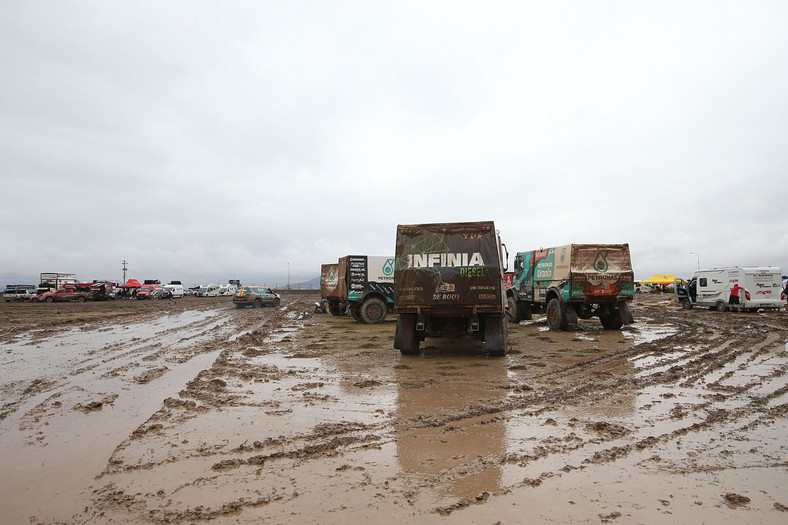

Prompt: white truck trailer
[{"left": 675, "top": 266, "right": 784, "bottom": 311}]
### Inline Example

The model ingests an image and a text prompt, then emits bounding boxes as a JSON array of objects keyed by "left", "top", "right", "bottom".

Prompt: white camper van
[
  {"left": 676, "top": 266, "right": 784, "bottom": 311},
  {"left": 219, "top": 284, "right": 238, "bottom": 296},
  {"left": 198, "top": 284, "right": 220, "bottom": 297}
]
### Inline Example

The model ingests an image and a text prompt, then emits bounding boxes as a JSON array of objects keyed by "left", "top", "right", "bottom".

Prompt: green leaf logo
[
  {"left": 383, "top": 258, "right": 395, "bottom": 276},
  {"left": 594, "top": 250, "right": 609, "bottom": 273}
]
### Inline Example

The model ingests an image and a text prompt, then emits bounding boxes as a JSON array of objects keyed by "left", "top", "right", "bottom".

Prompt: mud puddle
[{"left": 0, "top": 306, "right": 235, "bottom": 524}]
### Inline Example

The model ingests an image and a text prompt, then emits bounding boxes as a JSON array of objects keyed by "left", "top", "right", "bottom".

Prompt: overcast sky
[{"left": 2, "top": 1, "right": 787, "bottom": 289}]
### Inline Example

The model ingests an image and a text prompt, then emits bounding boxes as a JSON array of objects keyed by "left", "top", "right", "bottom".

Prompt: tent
[
  {"left": 639, "top": 274, "right": 677, "bottom": 285},
  {"left": 120, "top": 279, "right": 142, "bottom": 288}
]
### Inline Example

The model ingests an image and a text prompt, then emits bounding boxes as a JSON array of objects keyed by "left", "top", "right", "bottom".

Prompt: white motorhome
[
  {"left": 219, "top": 284, "right": 238, "bottom": 296},
  {"left": 199, "top": 284, "right": 220, "bottom": 297},
  {"left": 676, "top": 266, "right": 784, "bottom": 311}
]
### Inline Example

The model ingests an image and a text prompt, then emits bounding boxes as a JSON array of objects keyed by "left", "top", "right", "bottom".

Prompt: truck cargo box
[
  {"left": 394, "top": 221, "right": 508, "bottom": 355},
  {"left": 509, "top": 243, "right": 634, "bottom": 330},
  {"left": 395, "top": 221, "right": 505, "bottom": 311}
]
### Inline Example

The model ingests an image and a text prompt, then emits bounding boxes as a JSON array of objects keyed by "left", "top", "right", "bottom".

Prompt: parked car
[
  {"left": 34, "top": 286, "right": 91, "bottom": 303},
  {"left": 233, "top": 286, "right": 281, "bottom": 308},
  {"left": 136, "top": 284, "right": 162, "bottom": 299},
  {"left": 3, "top": 285, "right": 37, "bottom": 302}
]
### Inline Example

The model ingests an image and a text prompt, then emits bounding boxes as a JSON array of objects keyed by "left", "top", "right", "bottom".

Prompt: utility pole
[
  {"left": 689, "top": 252, "right": 699, "bottom": 270},
  {"left": 122, "top": 260, "right": 128, "bottom": 283}
]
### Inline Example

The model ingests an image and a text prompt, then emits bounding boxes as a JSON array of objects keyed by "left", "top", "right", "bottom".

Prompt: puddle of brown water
[{"left": 0, "top": 308, "right": 231, "bottom": 524}]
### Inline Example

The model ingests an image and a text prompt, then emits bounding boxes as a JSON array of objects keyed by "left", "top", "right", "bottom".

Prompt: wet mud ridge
[{"left": 1, "top": 293, "right": 787, "bottom": 524}]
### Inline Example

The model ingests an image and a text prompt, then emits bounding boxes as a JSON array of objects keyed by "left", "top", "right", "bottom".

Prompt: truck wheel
[
  {"left": 328, "top": 302, "right": 342, "bottom": 315},
  {"left": 716, "top": 301, "right": 727, "bottom": 312},
  {"left": 600, "top": 308, "right": 623, "bottom": 330},
  {"left": 546, "top": 298, "right": 568, "bottom": 331},
  {"left": 681, "top": 299, "right": 692, "bottom": 310},
  {"left": 521, "top": 303, "right": 533, "bottom": 321},
  {"left": 77, "top": 296, "right": 86, "bottom": 302},
  {"left": 254, "top": 298, "right": 262, "bottom": 308},
  {"left": 484, "top": 315, "right": 507, "bottom": 356},
  {"left": 360, "top": 297, "right": 387, "bottom": 324},
  {"left": 395, "top": 313, "right": 419, "bottom": 355},
  {"left": 506, "top": 296, "right": 521, "bottom": 323},
  {"left": 350, "top": 305, "right": 363, "bottom": 322},
  {"left": 45, "top": 296, "right": 54, "bottom": 303},
  {"left": 274, "top": 298, "right": 281, "bottom": 307}
]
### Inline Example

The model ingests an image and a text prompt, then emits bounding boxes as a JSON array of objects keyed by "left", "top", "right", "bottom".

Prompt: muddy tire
[
  {"left": 360, "top": 297, "right": 387, "bottom": 324},
  {"left": 395, "top": 313, "right": 419, "bottom": 355},
  {"left": 682, "top": 299, "right": 693, "bottom": 309},
  {"left": 77, "top": 296, "right": 86, "bottom": 302},
  {"left": 600, "top": 308, "right": 624, "bottom": 330},
  {"left": 506, "top": 296, "right": 521, "bottom": 324},
  {"left": 484, "top": 314, "right": 507, "bottom": 356},
  {"left": 327, "top": 302, "right": 342, "bottom": 315},
  {"left": 521, "top": 302, "right": 533, "bottom": 320},
  {"left": 716, "top": 301, "right": 728, "bottom": 312},
  {"left": 350, "top": 305, "right": 363, "bottom": 322},
  {"left": 254, "top": 298, "right": 262, "bottom": 308},
  {"left": 45, "top": 296, "right": 54, "bottom": 303},
  {"left": 273, "top": 298, "right": 281, "bottom": 307},
  {"left": 546, "top": 298, "right": 568, "bottom": 331}
]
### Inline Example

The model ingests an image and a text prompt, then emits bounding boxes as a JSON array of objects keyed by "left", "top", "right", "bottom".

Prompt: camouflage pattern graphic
[{"left": 394, "top": 222, "right": 503, "bottom": 308}]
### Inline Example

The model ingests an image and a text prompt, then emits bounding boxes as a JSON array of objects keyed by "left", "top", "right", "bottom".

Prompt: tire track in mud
[
  {"left": 474, "top": 304, "right": 788, "bottom": 506},
  {"left": 80, "top": 296, "right": 788, "bottom": 523},
  {"left": 0, "top": 308, "right": 235, "bottom": 425}
]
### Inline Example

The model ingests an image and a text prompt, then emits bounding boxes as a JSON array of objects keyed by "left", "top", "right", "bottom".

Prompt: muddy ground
[{"left": 1, "top": 292, "right": 787, "bottom": 524}]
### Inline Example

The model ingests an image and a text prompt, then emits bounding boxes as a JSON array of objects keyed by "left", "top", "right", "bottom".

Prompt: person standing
[{"left": 728, "top": 283, "right": 743, "bottom": 312}]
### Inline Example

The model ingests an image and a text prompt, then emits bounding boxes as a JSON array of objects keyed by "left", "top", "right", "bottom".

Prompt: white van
[
  {"left": 676, "top": 266, "right": 784, "bottom": 311},
  {"left": 162, "top": 284, "right": 184, "bottom": 298}
]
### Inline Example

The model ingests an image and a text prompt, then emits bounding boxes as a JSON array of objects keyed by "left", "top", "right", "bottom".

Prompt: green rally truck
[{"left": 507, "top": 244, "right": 635, "bottom": 330}]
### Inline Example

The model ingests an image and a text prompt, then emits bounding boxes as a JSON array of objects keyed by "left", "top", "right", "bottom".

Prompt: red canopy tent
[{"left": 120, "top": 279, "right": 142, "bottom": 288}]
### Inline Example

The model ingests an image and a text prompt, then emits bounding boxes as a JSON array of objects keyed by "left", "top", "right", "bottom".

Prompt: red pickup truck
[{"left": 34, "top": 285, "right": 92, "bottom": 303}]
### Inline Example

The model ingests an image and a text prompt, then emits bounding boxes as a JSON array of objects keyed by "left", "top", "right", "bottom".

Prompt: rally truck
[
  {"left": 507, "top": 244, "right": 635, "bottom": 330},
  {"left": 346, "top": 255, "right": 395, "bottom": 324},
  {"left": 322, "top": 256, "right": 396, "bottom": 323},
  {"left": 393, "top": 221, "right": 509, "bottom": 356}
]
